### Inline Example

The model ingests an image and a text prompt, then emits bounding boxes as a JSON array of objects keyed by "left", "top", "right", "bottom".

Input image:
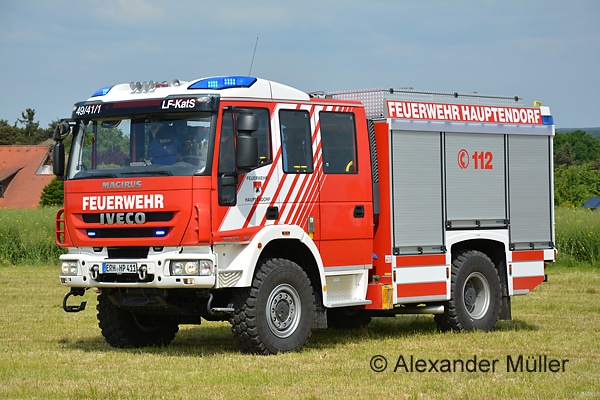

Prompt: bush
[
  {"left": 39, "top": 178, "right": 64, "bottom": 206},
  {"left": 554, "top": 163, "right": 600, "bottom": 207}
]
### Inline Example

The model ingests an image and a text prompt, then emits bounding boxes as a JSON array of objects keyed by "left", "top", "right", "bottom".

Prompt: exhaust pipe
[{"left": 394, "top": 304, "right": 445, "bottom": 315}]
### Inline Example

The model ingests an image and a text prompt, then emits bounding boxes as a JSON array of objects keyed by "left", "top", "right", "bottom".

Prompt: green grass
[
  {"left": 0, "top": 207, "right": 598, "bottom": 398},
  {"left": 0, "top": 263, "right": 598, "bottom": 399},
  {"left": 555, "top": 207, "right": 600, "bottom": 264},
  {"left": 0, "top": 207, "right": 65, "bottom": 266}
]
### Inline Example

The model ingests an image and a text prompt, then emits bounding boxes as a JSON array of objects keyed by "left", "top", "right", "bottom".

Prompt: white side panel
[{"left": 394, "top": 266, "right": 447, "bottom": 284}]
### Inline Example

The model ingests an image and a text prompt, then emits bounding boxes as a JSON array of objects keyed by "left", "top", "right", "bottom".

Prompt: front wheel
[
  {"left": 230, "top": 258, "right": 315, "bottom": 355},
  {"left": 434, "top": 250, "right": 501, "bottom": 332}
]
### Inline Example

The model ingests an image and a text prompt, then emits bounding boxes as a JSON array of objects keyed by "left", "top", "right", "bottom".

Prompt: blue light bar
[
  {"left": 87, "top": 231, "right": 97, "bottom": 237},
  {"left": 542, "top": 115, "right": 554, "bottom": 125},
  {"left": 188, "top": 76, "right": 257, "bottom": 90},
  {"left": 91, "top": 85, "right": 113, "bottom": 97},
  {"left": 154, "top": 229, "right": 167, "bottom": 237}
]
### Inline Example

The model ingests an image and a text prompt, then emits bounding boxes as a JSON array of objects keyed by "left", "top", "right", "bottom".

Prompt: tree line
[
  {"left": 0, "top": 109, "right": 56, "bottom": 145},
  {"left": 1, "top": 109, "right": 599, "bottom": 207},
  {"left": 553, "top": 130, "right": 600, "bottom": 207}
]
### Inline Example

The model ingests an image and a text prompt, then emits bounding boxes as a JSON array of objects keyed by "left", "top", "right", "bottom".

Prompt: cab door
[{"left": 316, "top": 109, "right": 374, "bottom": 269}]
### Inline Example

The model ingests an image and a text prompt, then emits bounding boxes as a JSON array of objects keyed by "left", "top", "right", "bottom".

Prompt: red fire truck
[{"left": 54, "top": 76, "right": 556, "bottom": 354}]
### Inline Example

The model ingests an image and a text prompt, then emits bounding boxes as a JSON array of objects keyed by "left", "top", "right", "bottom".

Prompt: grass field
[
  {"left": 0, "top": 207, "right": 598, "bottom": 398},
  {"left": 0, "top": 263, "right": 598, "bottom": 399}
]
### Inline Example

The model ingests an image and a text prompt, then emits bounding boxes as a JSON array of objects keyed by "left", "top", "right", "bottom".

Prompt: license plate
[{"left": 103, "top": 263, "right": 137, "bottom": 274}]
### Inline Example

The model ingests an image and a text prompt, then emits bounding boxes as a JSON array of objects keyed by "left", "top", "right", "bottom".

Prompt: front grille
[
  {"left": 86, "top": 227, "right": 169, "bottom": 238},
  {"left": 82, "top": 212, "right": 174, "bottom": 223},
  {"left": 107, "top": 247, "right": 149, "bottom": 259}
]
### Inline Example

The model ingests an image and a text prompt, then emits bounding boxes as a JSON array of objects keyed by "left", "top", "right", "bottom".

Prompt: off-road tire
[
  {"left": 230, "top": 258, "right": 315, "bottom": 355},
  {"left": 434, "top": 250, "right": 501, "bottom": 332},
  {"left": 97, "top": 292, "right": 179, "bottom": 348}
]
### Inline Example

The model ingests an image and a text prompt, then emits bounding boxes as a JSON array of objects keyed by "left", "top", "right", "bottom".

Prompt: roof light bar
[{"left": 189, "top": 76, "right": 257, "bottom": 90}]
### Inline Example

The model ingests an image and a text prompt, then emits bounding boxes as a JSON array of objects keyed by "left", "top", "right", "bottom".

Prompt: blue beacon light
[
  {"left": 542, "top": 115, "right": 554, "bottom": 125},
  {"left": 188, "top": 76, "right": 257, "bottom": 90},
  {"left": 91, "top": 86, "right": 113, "bottom": 97},
  {"left": 154, "top": 229, "right": 167, "bottom": 237}
]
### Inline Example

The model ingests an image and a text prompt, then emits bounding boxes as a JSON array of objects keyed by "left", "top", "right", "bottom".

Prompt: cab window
[
  {"left": 320, "top": 112, "right": 358, "bottom": 174},
  {"left": 279, "top": 109, "right": 313, "bottom": 174}
]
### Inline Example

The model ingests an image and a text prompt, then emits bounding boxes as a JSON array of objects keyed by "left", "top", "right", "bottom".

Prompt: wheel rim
[
  {"left": 462, "top": 272, "right": 490, "bottom": 319},
  {"left": 266, "top": 284, "right": 301, "bottom": 338}
]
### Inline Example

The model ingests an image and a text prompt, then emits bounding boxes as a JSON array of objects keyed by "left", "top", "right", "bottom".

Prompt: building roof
[{"left": 0, "top": 146, "right": 54, "bottom": 208}]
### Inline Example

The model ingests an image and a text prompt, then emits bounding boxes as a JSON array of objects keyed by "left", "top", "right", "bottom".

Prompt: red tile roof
[{"left": 0, "top": 146, "right": 54, "bottom": 208}]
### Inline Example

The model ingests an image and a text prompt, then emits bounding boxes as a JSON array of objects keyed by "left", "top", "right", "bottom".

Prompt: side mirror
[
  {"left": 236, "top": 133, "right": 259, "bottom": 170},
  {"left": 236, "top": 113, "right": 258, "bottom": 133},
  {"left": 53, "top": 121, "right": 71, "bottom": 141},
  {"left": 235, "top": 113, "right": 259, "bottom": 170},
  {"left": 53, "top": 141, "right": 65, "bottom": 177}
]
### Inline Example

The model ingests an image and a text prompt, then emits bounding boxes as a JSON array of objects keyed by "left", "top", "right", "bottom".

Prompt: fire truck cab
[{"left": 54, "top": 76, "right": 555, "bottom": 354}]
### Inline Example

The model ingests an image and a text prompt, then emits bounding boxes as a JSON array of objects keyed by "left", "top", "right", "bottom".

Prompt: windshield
[{"left": 66, "top": 113, "right": 215, "bottom": 179}]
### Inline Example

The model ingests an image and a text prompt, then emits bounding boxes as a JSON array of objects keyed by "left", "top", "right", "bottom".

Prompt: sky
[{"left": 0, "top": 0, "right": 599, "bottom": 129}]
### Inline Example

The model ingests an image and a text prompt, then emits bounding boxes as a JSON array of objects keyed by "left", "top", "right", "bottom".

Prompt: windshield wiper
[
  {"left": 72, "top": 172, "right": 118, "bottom": 180},
  {"left": 121, "top": 170, "right": 173, "bottom": 176}
]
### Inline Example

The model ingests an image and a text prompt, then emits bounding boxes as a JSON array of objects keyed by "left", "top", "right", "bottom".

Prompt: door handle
[{"left": 353, "top": 205, "right": 365, "bottom": 218}]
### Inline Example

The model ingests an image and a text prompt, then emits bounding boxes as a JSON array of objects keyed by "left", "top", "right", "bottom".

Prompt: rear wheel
[
  {"left": 97, "top": 292, "right": 179, "bottom": 348},
  {"left": 230, "top": 258, "right": 315, "bottom": 355},
  {"left": 434, "top": 250, "right": 501, "bottom": 332}
]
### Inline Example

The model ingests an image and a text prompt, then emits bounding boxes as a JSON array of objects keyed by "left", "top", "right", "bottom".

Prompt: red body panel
[
  {"left": 396, "top": 281, "right": 447, "bottom": 298},
  {"left": 513, "top": 276, "right": 545, "bottom": 292},
  {"left": 62, "top": 176, "right": 211, "bottom": 247}
]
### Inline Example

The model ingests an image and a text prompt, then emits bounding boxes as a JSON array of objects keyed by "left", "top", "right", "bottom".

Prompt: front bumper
[{"left": 58, "top": 246, "right": 216, "bottom": 289}]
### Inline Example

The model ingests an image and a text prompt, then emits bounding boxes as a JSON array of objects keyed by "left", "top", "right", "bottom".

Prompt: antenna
[{"left": 248, "top": 36, "right": 259, "bottom": 76}]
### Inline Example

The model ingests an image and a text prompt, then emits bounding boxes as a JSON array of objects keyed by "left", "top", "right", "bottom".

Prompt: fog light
[{"left": 199, "top": 260, "right": 213, "bottom": 276}]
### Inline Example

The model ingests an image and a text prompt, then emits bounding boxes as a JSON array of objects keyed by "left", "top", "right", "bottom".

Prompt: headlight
[
  {"left": 61, "top": 260, "right": 78, "bottom": 275},
  {"left": 170, "top": 260, "right": 213, "bottom": 276}
]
